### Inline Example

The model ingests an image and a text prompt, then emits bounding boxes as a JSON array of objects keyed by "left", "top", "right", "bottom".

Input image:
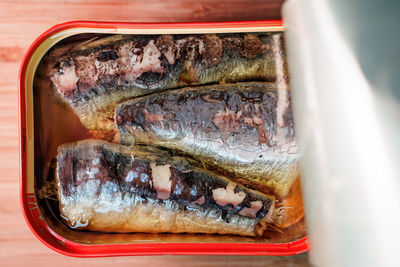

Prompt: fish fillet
[
  {"left": 56, "top": 140, "right": 277, "bottom": 236},
  {"left": 116, "top": 82, "right": 299, "bottom": 198},
  {"left": 47, "top": 33, "right": 286, "bottom": 132}
]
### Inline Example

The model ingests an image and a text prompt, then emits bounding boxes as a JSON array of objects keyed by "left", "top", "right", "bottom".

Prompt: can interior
[{"left": 32, "top": 32, "right": 306, "bottom": 245}]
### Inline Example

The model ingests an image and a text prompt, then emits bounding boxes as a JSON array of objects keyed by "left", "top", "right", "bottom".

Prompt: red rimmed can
[{"left": 19, "top": 20, "right": 309, "bottom": 257}]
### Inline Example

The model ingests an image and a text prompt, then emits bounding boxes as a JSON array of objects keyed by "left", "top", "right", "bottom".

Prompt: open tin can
[{"left": 19, "top": 20, "right": 309, "bottom": 257}]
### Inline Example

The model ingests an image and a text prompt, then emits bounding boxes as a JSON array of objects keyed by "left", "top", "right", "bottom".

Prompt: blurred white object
[{"left": 283, "top": 0, "right": 400, "bottom": 266}]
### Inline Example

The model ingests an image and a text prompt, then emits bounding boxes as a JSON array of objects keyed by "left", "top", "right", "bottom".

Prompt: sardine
[
  {"left": 56, "top": 140, "right": 277, "bottom": 236},
  {"left": 47, "top": 33, "right": 286, "bottom": 132},
  {"left": 116, "top": 82, "right": 299, "bottom": 198}
]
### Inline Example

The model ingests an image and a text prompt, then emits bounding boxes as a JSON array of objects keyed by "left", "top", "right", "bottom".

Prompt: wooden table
[{"left": 0, "top": 0, "right": 308, "bottom": 265}]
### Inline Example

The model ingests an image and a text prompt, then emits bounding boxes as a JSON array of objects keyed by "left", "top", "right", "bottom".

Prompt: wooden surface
[{"left": 0, "top": 0, "right": 309, "bottom": 266}]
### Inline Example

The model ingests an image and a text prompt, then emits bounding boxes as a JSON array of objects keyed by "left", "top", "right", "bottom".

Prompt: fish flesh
[
  {"left": 47, "top": 33, "right": 286, "bottom": 132},
  {"left": 116, "top": 82, "right": 299, "bottom": 198},
  {"left": 56, "top": 140, "right": 277, "bottom": 236}
]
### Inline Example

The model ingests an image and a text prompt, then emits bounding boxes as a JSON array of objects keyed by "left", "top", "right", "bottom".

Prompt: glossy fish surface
[
  {"left": 116, "top": 82, "right": 299, "bottom": 198},
  {"left": 47, "top": 33, "right": 286, "bottom": 131},
  {"left": 56, "top": 140, "right": 276, "bottom": 236}
]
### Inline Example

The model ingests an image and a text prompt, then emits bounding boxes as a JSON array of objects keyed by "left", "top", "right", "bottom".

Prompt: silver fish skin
[
  {"left": 116, "top": 82, "right": 299, "bottom": 198},
  {"left": 56, "top": 140, "right": 276, "bottom": 236},
  {"left": 47, "top": 33, "right": 286, "bottom": 131}
]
